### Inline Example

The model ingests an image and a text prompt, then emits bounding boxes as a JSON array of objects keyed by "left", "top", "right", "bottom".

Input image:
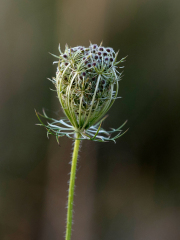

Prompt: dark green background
[{"left": 1, "top": 0, "right": 180, "bottom": 239}]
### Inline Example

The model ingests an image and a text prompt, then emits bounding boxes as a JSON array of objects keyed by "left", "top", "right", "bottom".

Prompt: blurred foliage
[{"left": 0, "top": 0, "right": 180, "bottom": 240}]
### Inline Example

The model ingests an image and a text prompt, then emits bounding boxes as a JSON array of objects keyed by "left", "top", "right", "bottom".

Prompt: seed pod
[
  {"left": 36, "top": 43, "right": 127, "bottom": 142},
  {"left": 55, "top": 43, "right": 123, "bottom": 132}
]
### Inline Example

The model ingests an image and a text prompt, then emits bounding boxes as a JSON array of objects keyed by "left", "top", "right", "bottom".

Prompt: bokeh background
[{"left": 1, "top": 0, "right": 180, "bottom": 239}]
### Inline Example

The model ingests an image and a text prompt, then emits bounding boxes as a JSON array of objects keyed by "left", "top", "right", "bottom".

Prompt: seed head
[
  {"left": 55, "top": 43, "right": 124, "bottom": 132},
  {"left": 36, "top": 43, "right": 128, "bottom": 142}
]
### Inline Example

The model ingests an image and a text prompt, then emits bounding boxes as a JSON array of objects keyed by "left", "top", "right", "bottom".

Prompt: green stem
[{"left": 65, "top": 133, "right": 81, "bottom": 240}]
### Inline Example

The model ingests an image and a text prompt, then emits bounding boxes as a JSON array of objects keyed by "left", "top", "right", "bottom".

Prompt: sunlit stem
[{"left": 65, "top": 133, "right": 81, "bottom": 240}]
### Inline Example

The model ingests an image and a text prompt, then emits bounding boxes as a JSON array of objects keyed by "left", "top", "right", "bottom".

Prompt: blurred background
[{"left": 1, "top": 0, "right": 180, "bottom": 239}]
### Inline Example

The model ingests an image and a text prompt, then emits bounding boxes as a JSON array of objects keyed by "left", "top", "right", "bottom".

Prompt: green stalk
[{"left": 65, "top": 132, "right": 81, "bottom": 240}]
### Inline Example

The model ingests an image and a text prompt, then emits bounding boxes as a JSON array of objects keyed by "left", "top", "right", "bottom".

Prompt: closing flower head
[{"left": 36, "top": 42, "right": 127, "bottom": 142}]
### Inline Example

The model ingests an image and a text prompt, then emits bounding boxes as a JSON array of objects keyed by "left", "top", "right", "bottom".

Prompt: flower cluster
[{"left": 36, "top": 43, "right": 127, "bottom": 142}]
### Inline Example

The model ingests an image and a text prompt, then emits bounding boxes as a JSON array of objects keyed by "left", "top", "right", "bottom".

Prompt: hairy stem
[{"left": 65, "top": 133, "right": 81, "bottom": 240}]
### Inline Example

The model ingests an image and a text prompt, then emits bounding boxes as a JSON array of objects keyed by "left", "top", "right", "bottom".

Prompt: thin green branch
[{"left": 65, "top": 133, "right": 81, "bottom": 240}]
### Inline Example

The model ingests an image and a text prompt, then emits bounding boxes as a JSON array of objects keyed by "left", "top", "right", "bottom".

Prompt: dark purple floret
[
  {"left": 80, "top": 76, "right": 83, "bottom": 80},
  {"left": 95, "top": 55, "right": 98, "bottom": 59},
  {"left": 93, "top": 45, "right": 97, "bottom": 49},
  {"left": 85, "top": 61, "right": 88, "bottom": 64},
  {"left": 105, "top": 58, "right": 109, "bottom": 61},
  {"left": 65, "top": 62, "right": 68, "bottom": 66},
  {"left": 106, "top": 48, "right": 110, "bottom": 52},
  {"left": 63, "top": 54, "right": 68, "bottom": 58},
  {"left": 82, "top": 72, "right": 86, "bottom": 76},
  {"left": 87, "top": 64, "right": 91, "bottom": 68},
  {"left": 92, "top": 62, "right": 96, "bottom": 66},
  {"left": 99, "top": 47, "right": 104, "bottom": 51},
  {"left": 98, "top": 52, "right": 101, "bottom": 56},
  {"left": 103, "top": 52, "right": 107, "bottom": 56},
  {"left": 110, "top": 58, "right": 114, "bottom": 62}
]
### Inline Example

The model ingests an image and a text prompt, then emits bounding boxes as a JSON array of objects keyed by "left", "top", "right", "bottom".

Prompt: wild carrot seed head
[{"left": 55, "top": 43, "right": 124, "bottom": 131}]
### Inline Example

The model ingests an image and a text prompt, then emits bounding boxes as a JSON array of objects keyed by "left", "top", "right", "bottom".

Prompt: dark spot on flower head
[
  {"left": 103, "top": 52, "right": 107, "bottom": 56},
  {"left": 63, "top": 54, "right": 67, "bottom": 58},
  {"left": 82, "top": 72, "right": 86, "bottom": 76},
  {"left": 93, "top": 45, "right": 97, "bottom": 49},
  {"left": 92, "top": 50, "right": 96, "bottom": 53},
  {"left": 98, "top": 52, "right": 101, "bottom": 56},
  {"left": 99, "top": 56, "right": 102, "bottom": 59},
  {"left": 95, "top": 55, "right": 98, "bottom": 59},
  {"left": 87, "top": 63, "right": 91, "bottom": 68},
  {"left": 110, "top": 58, "right": 114, "bottom": 62},
  {"left": 80, "top": 76, "right": 83, "bottom": 80},
  {"left": 92, "top": 62, "right": 96, "bottom": 66},
  {"left": 64, "top": 76, "right": 67, "bottom": 80},
  {"left": 65, "top": 62, "right": 68, "bottom": 66},
  {"left": 85, "top": 61, "right": 88, "bottom": 64},
  {"left": 83, "top": 57, "right": 86, "bottom": 60},
  {"left": 106, "top": 48, "right": 111, "bottom": 52},
  {"left": 105, "top": 58, "right": 109, "bottom": 61},
  {"left": 99, "top": 47, "right": 104, "bottom": 51}
]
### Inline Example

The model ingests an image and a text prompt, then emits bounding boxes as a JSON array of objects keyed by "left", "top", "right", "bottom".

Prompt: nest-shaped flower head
[{"left": 36, "top": 43, "right": 127, "bottom": 142}]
